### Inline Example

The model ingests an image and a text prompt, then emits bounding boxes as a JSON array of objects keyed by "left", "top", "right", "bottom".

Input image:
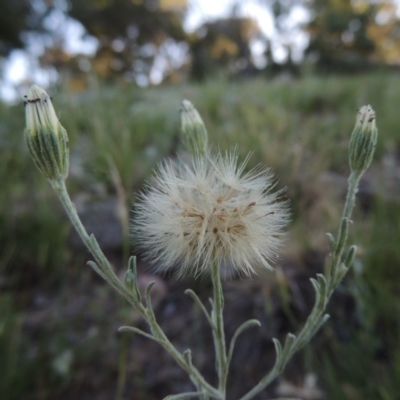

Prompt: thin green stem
[
  {"left": 50, "top": 179, "right": 222, "bottom": 399},
  {"left": 106, "top": 155, "right": 130, "bottom": 266},
  {"left": 328, "top": 171, "right": 361, "bottom": 289},
  {"left": 211, "top": 260, "right": 227, "bottom": 396},
  {"left": 106, "top": 159, "right": 131, "bottom": 400},
  {"left": 51, "top": 180, "right": 130, "bottom": 298},
  {"left": 239, "top": 363, "right": 281, "bottom": 400},
  {"left": 343, "top": 172, "right": 361, "bottom": 221},
  {"left": 185, "top": 289, "right": 215, "bottom": 329},
  {"left": 238, "top": 171, "right": 363, "bottom": 400},
  {"left": 149, "top": 319, "right": 222, "bottom": 398}
]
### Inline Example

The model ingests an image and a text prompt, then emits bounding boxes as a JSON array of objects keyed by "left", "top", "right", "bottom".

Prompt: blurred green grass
[{"left": 1, "top": 73, "right": 400, "bottom": 399}]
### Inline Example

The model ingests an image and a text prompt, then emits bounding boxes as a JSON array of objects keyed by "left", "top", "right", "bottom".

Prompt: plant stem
[
  {"left": 106, "top": 157, "right": 131, "bottom": 400},
  {"left": 238, "top": 171, "right": 362, "bottom": 400},
  {"left": 328, "top": 171, "right": 361, "bottom": 289},
  {"left": 50, "top": 179, "right": 222, "bottom": 399},
  {"left": 343, "top": 172, "right": 361, "bottom": 221},
  {"left": 238, "top": 363, "right": 281, "bottom": 400},
  {"left": 211, "top": 260, "right": 227, "bottom": 396},
  {"left": 51, "top": 179, "right": 129, "bottom": 298},
  {"left": 146, "top": 315, "right": 222, "bottom": 398}
]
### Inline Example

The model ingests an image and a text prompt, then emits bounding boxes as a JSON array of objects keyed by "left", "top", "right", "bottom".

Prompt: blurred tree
[
  {"left": 366, "top": 1, "right": 400, "bottom": 64},
  {"left": 260, "top": 0, "right": 307, "bottom": 76},
  {"left": 65, "top": 0, "right": 188, "bottom": 81},
  {"left": 189, "top": 16, "right": 260, "bottom": 81},
  {"left": 306, "top": 0, "right": 400, "bottom": 72},
  {"left": 0, "top": 0, "right": 189, "bottom": 87},
  {"left": 0, "top": 0, "right": 47, "bottom": 57}
]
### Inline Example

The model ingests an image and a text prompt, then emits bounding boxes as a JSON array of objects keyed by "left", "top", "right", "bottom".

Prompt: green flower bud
[
  {"left": 124, "top": 256, "right": 141, "bottom": 302},
  {"left": 124, "top": 269, "right": 136, "bottom": 291},
  {"left": 349, "top": 105, "right": 378, "bottom": 175},
  {"left": 180, "top": 99, "right": 208, "bottom": 156},
  {"left": 24, "top": 85, "right": 69, "bottom": 182}
]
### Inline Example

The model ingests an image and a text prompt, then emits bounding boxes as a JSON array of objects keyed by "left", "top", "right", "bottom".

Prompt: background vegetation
[
  {"left": 1, "top": 0, "right": 400, "bottom": 399},
  {"left": 1, "top": 72, "right": 400, "bottom": 399}
]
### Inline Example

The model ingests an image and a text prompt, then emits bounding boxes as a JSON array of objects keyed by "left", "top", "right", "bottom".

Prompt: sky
[{"left": 0, "top": 0, "right": 310, "bottom": 101}]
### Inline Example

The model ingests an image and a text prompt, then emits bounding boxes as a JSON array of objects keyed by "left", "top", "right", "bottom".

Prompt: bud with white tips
[
  {"left": 180, "top": 100, "right": 208, "bottom": 156},
  {"left": 349, "top": 105, "right": 378, "bottom": 175},
  {"left": 24, "top": 85, "right": 69, "bottom": 182}
]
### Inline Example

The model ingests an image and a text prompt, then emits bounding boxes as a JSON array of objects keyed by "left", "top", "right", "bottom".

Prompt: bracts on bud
[
  {"left": 180, "top": 100, "right": 208, "bottom": 156},
  {"left": 24, "top": 85, "right": 69, "bottom": 182},
  {"left": 349, "top": 105, "right": 378, "bottom": 175}
]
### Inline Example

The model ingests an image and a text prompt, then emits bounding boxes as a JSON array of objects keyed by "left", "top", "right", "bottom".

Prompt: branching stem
[
  {"left": 50, "top": 178, "right": 222, "bottom": 400},
  {"left": 238, "top": 171, "right": 363, "bottom": 400}
]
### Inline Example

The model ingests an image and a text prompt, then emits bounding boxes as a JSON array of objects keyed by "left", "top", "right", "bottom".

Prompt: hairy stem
[
  {"left": 51, "top": 179, "right": 134, "bottom": 302},
  {"left": 50, "top": 179, "right": 222, "bottom": 399},
  {"left": 238, "top": 171, "right": 362, "bottom": 400},
  {"left": 328, "top": 171, "right": 361, "bottom": 287}
]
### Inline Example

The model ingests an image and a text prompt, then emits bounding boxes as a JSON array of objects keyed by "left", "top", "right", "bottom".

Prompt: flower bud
[
  {"left": 349, "top": 105, "right": 378, "bottom": 175},
  {"left": 124, "top": 269, "right": 136, "bottom": 291},
  {"left": 24, "top": 85, "right": 69, "bottom": 182},
  {"left": 180, "top": 99, "right": 208, "bottom": 156}
]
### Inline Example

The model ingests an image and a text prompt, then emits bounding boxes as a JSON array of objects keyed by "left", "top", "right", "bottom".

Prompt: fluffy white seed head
[{"left": 132, "top": 150, "right": 290, "bottom": 278}]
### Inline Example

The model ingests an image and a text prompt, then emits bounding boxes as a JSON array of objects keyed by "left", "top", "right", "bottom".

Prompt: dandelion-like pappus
[{"left": 133, "top": 150, "right": 290, "bottom": 277}]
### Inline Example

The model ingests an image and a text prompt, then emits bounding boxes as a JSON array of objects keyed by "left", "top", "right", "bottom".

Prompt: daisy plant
[{"left": 24, "top": 85, "right": 377, "bottom": 400}]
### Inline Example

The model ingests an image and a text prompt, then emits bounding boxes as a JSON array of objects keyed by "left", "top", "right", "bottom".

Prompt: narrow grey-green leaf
[{"left": 227, "top": 319, "right": 261, "bottom": 366}]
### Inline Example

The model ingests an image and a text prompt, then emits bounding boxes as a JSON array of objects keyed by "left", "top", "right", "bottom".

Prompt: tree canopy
[{"left": 1, "top": 0, "right": 400, "bottom": 85}]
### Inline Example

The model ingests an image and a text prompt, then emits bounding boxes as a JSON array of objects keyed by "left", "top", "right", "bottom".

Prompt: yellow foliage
[
  {"left": 330, "top": 0, "right": 349, "bottom": 11},
  {"left": 367, "top": 2, "right": 400, "bottom": 64},
  {"left": 210, "top": 36, "right": 238, "bottom": 59},
  {"left": 67, "top": 77, "right": 88, "bottom": 93},
  {"left": 93, "top": 52, "right": 113, "bottom": 77},
  {"left": 368, "top": 23, "right": 400, "bottom": 64},
  {"left": 159, "top": 0, "right": 187, "bottom": 11},
  {"left": 240, "top": 18, "right": 259, "bottom": 41},
  {"left": 350, "top": 0, "right": 369, "bottom": 14}
]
